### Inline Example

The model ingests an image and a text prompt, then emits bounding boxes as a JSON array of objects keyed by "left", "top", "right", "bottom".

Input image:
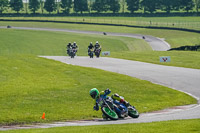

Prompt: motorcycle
[
  {"left": 88, "top": 49, "right": 94, "bottom": 58},
  {"left": 69, "top": 48, "right": 77, "bottom": 58},
  {"left": 99, "top": 97, "right": 139, "bottom": 120},
  {"left": 94, "top": 48, "right": 101, "bottom": 58}
]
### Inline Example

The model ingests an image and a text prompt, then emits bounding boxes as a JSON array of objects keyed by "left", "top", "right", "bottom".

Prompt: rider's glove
[
  {"left": 104, "top": 88, "right": 111, "bottom": 94},
  {"left": 93, "top": 105, "right": 99, "bottom": 111}
]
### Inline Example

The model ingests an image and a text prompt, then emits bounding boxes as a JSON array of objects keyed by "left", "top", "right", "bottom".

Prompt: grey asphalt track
[
  {"left": 0, "top": 26, "right": 170, "bottom": 51},
  {"left": 40, "top": 56, "right": 200, "bottom": 123}
]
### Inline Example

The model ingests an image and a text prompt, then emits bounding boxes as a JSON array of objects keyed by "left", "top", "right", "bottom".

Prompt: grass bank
[
  {"left": 1, "top": 29, "right": 200, "bottom": 69},
  {"left": 111, "top": 51, "right": 200, "bottom": 69},
  {"left": 0, "top": 55, "right": 196, "bottom": 125},
  {"left": 1, "top": 119, "right": 200, "bottom": 133},
  {"left": 0, "top": 28, "right": 150, "bottom": 56},
  {"left": 0, "top": 21, "right": 199, "bottom": 48}
]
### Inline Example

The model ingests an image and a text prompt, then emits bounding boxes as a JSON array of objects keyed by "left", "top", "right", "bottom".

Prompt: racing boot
[
  {"left": 123, "top": 100, "right": 130, "bottom": 107},
  {"left": 102, "top": 114, "right": 108, "bottom": 120}
]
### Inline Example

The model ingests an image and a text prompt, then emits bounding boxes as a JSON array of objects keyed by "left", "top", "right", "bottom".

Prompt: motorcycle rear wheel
[{"left": 128, "top": 106, "right": 139, "bottom": 118}]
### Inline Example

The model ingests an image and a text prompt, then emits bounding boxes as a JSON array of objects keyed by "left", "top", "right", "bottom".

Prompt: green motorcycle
[
  {"left": 100, "top": 98, "right": 119, "bottom": 120},
  {"left": 99, "top": 98, "right": 139, "bottom": 120}
]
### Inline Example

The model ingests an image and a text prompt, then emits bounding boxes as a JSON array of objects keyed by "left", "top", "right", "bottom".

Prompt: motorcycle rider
[
  {"left": 66, "top": 42, "right": 72, "bottom": 55},
  {"left": 72, "top": 42, "right": 78, "bottom": 49},
  {"left": 71, "top": 42, "right": 78, "bottom": 53},
  {"left": 88, "top": 42, "right": 94, "bottom": 55},
  {"left": 94, "top": 41, "right": 101, "bottom": 53},
  {"left": 89, "top": 88, "right": 130, "bottom": 118}
]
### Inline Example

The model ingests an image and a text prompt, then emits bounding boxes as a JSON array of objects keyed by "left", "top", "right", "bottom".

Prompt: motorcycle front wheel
[{"left": 101, "top": 106, "right": 118, "bottom": 120}]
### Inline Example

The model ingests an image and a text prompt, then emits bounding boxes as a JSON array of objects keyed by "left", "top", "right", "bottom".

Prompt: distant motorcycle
[
  {"left": 68, "top": 48, "right": 77, "bottom": 58},
  {"left": 94, "top": 48, "right": 101, "bottom": 58},
  {"left": 88, "top": 49, "right": 94, "bottom": 58}
]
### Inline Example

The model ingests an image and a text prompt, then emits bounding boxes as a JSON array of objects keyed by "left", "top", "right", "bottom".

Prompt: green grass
[
  {"left": 111, "top": 51, "right": 200, "bottom": 69},
  {"left": 0, "top": 28, "right": 150, "bottom": 56},
  {"left": 0, "top": 21, "right": 200, "bottom": 48},
  {"left": 1, "top": 119, "right": 200, "bottom": 133},
  {"left": 0, "top": 55, "right": 196, "bottom": 126},
  {"left": 1, "top": 28, "right": 200, "bottom": 69},
  {"left": 1, "top": 16, "right": 200, "bottom": 30},
  {"left": 0, "top": 19, "right": 199, "bottom": 128}
]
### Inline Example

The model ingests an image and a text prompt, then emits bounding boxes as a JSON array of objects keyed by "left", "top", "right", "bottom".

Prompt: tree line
[{"left": 0, "top": 0, "right": 200, "bottom": 14}]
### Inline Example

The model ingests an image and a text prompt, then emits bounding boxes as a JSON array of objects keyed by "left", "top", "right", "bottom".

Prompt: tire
[
  {"left": 101, "top": 106, "right": 118, "bottom": 120},
  {"left": 95, "top": 52, "right": 100, "bottom": 58},
  {"left": 128, "top": 106, "right": 139, "bottom": 118},
  {"left": 71, "top": 53, "right": 74, "bottom": 58},
  {"left": 89, "top": 52, "right": 93, "bottom": 58}
]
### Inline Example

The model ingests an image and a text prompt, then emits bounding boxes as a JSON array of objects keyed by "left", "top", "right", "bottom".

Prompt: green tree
[
  {"left": 88, "top": 0, "right": 93, "bottom": 13},
  {"left": 60, "top": 0, "right": 72, "bottom": 14},
  {"left": 92, "top": 0, "right": 109, "bottom": 13},
  {"left": 44, "top": 0, "right": 56, "bottom": 14},
  {"left": 74, "top": 0, "right": 88, "bottom": 14},
  {"left": 108, "top": 0, "right": 120, "bottom": 13},
  {"left": 55, "top": 0, "right": 60, "bottom": 14},
  {"left": 120, "top": 0, "right": 126, "bottom": 13},
  {"left": 160, "top": 0, "right": 181, "bottom": 13},
  {"left": 141, "top": 0, "right": 160, "bottom": 13},
  {"left": 29, "top": 0, "right": 40, "bottom": 13},
  {"left": 126, "top": 0, "right": 139, "bottom": 13},
  {"left": 10, "top": 0, "right": 23, "bottom": 13},
  {"left": 194, "top": 0, "right": 200, "bottom": 12},
  {"left": 25, "top": 0, "right": 28, "bottom": 13},
  {"left": 0, "top": 0, "right": 9, "bottom": 14},
  {"left": 39, "top": 0, "right": 44, "bottom": 14},
  {"left": 180, "top": 0, "right": 194, "bottom": 12}
]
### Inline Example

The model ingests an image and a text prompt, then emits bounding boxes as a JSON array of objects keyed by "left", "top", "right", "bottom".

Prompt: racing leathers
[
  {"left": 93, "top": 89, "right": 130, "bottom": 113},
  {"left": 94, "top": 43, "right": 101, "bottom": 53}
]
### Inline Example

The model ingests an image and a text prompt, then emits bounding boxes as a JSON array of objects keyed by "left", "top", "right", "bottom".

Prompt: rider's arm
[
  {"left": 93, "top": 101, "right": 99, "bottom": 111},
  {"left": 100, "top": 89, "right": 111, "bottom": 97}
]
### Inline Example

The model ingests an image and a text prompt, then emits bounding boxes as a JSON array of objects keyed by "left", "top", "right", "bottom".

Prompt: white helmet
[{"left": 96, "top": 41, "right": 98, "bottom": 44}]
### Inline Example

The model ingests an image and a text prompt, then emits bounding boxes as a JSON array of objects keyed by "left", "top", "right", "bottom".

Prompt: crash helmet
[
  {"left": 96, "top": 41, "right": 98, "bottom": 44},
  {"left": 89, "top": 88, "right": 100, "bottom": 99}
]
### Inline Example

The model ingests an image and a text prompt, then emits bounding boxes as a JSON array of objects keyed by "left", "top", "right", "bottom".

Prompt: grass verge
[
  {"left": 0, "top": 55, "right": 196, "bottom": 125},
  {"left": 1, "top": 29, "right": 200, "bottom": 69},
  {"left": 0, "top": 28, "right": 150, "bottom": 56},
  {"left": 0, "top": 21, "right": 199, "bottom": 48},
  {"left": 0, "top": 119, "right": 200, "bottom": 133},
  {"left": 111, "top": 51, "right": 200, "bottom": 69},
  {"left": 1, "top": 16, "right": 200, "bottom": 30}
]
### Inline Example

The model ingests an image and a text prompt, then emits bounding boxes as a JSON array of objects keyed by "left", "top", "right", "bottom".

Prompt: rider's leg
[{"left": 111, "top": 93, "right": 130, "bottom": 107}]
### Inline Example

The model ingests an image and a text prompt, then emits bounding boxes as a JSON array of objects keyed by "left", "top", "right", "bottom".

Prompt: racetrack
[
  {"left": 1, "top": 56, "right": 199, "bottom": 131},
  {"left": 39, "top": 56, "right": 200, "bottom": 124},
  {"left": 0, "top": 26, "right": 199, "bottom": 131},
  {"left": 0, "top": 26, "right": 170, "bottom": 51}
]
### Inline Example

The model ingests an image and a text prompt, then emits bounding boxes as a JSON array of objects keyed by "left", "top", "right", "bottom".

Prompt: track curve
[
  {"left": 41, "top": 56, "right": 200, "bottom": 121},
  {"left": 0, "top": 26, "right": 170, "bottom": 51},
  {"left": 1, "top": 56, "right": 199, "bottom": 130}
]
